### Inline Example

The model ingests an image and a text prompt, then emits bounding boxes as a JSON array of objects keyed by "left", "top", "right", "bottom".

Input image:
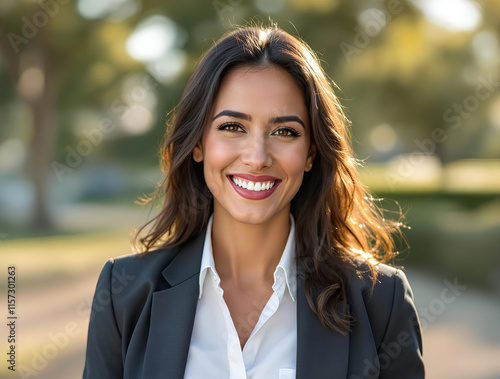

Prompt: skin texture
[{"left": 192, "top": 65, "right": 316, "bottom": 348}]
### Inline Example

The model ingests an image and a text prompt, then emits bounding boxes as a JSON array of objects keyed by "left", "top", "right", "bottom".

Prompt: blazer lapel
[
  {"left": 296, "top": 261, "right": 350, "bottom": 379},
  {"left": 142, "top": 228, "right": 207, "bottom": 379}
]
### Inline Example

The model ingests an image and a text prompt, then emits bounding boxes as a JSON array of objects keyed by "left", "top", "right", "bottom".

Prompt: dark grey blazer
[{"left": 82, "top": 226, "right": 424, "bottom": 379}]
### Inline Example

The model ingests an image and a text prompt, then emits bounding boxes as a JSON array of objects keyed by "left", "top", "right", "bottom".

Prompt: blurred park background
[{"left": 1, "top": 0, "right": 499, "bottom": 378}]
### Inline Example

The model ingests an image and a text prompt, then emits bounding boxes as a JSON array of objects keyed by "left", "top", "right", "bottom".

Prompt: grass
[{"left": 0, "top": 229, "right": 134, "bottom": 289}]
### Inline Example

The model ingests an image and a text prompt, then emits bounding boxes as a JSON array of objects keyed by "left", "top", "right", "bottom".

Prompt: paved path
[
  {"left": 406, "top": 268, "right": 500, "bottom": 379},
  {"left": 1, "top": 270, "right": 100, "bottom": 379}
]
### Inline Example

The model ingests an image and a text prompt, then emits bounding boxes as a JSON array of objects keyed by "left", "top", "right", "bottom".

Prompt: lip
[{"left": 227, "top": 174, "right": 281, "bottom": 200}]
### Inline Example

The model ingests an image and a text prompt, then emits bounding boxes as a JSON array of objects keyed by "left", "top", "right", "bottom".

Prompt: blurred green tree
[
  {"left": 0, "top": 0, "right": 142, "bottom": 228},
  {"left": 0, "top": 0, "right": 499, "bottom": 230}
]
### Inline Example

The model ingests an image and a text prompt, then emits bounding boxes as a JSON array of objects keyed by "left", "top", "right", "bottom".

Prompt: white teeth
[{"left": 231, "top": 177, "right": 276, "bottom": 192}]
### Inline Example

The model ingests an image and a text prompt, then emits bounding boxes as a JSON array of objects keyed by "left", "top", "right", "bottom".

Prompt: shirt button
[
  {"left": 277, "top": 273, "right": 281, "bottom": 280},
  {"left": 212, "top": 273, "right": 217, "bottom": 281}
]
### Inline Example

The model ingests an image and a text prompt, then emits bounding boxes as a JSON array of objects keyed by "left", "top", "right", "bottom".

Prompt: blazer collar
[
  {"left": 142, "top": 225, "right": 350, "bottom": 379},
  {"left": 142, "top": 228, "right": 206, "bottom": 379},
  {"left": 160, "top": 227, "right": 207, "bottom": 286}
]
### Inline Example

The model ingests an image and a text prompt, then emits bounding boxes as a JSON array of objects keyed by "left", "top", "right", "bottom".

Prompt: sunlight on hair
[{"left": 351, "top": 248, "right": 380, "bottom": 265}]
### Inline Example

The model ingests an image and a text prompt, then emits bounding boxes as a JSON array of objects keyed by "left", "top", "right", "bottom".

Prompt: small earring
[{"left": 308, "top": 163, "right": 312, "bottom": 168}]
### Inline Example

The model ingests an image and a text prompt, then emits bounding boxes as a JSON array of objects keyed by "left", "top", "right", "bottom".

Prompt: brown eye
[
  {"left": 217, "top": 122, "right": 243, "bottom": 132},
  {"left": 273, "top": 128, "right": 299, "bottom": 137}
]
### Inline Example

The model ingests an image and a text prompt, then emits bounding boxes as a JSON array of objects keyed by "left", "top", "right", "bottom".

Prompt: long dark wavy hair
[{"left": 135, "top": 24, "right": 403, "bottom": 334}]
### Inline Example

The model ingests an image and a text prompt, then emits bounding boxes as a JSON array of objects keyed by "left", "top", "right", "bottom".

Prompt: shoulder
[
  {"left": 346, "top": 259, "right": 424, "bottom": 376},
  {"left": 347, "top": 258, "right": 420, "bottom": 346},
  {"left": 348, "top": 257, "right": 415, "bottom": 311},
  {"left": 89, "top": 245, "right": 185, "bottom": 331},
  {"left": 104, "top": 246, "right": 182, "bottom": 283},
  {"left": 348, "top": 258, "right": 411, "bottom": 301},
  {"left": 93, "top": 244, "right": 186, "bottom": 305},
  {"left": 93, "top": 225, "right": 207, "bottom": 302}
]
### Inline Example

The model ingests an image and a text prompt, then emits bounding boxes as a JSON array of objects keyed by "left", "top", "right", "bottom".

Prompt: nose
[{"left": 240, "top": 133, "right": 272, "bottom": 170}]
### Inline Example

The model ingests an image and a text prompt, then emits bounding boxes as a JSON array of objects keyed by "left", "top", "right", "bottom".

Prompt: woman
[{"left": 83, "top": 25, "right": 424, "bottom": 379}]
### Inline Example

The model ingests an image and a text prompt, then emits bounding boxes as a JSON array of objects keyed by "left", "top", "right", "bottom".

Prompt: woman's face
[{"left": 193, "top": 65, "right": 316, "bottom": 225}]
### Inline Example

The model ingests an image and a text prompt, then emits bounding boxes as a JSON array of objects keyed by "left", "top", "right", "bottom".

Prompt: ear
[
  {"left": 305, "top": 143, "right": 317, "bottom": 172},
  {"left": 192, "top": 140, "right": 203, "bottom": 162}
]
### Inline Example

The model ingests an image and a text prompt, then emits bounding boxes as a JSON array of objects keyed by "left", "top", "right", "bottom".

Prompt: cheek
[
  {"left": 202, "top": 136, "right": 238, "bottom": 179},
  {"left": 206, "top": 145, "right": 230, "bottom": 166},
  {"left": 276, "top": 144, "right": 309, "bottom": 175}
]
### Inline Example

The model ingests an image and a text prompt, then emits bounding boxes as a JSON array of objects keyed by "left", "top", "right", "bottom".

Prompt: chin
[
  {"left": 222, "top": 202, "right": 290, "bottom": 226},
  {"left": 229, "top": 209, "right": 273, "bottom": 225}
]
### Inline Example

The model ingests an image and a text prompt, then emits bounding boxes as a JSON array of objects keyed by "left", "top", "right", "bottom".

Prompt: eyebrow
[{"left": 213, "top": 109, "right": 306, "bottom": 129}]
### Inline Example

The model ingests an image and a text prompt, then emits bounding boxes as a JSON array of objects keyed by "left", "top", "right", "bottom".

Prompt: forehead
[{"left": 212, "top": 65, "right": 308, "bottom": 119}]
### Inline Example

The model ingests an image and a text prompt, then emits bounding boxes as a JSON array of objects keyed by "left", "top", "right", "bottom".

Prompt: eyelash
[{"left": 216, "top": 122, "right": 300, "bottom": 137}]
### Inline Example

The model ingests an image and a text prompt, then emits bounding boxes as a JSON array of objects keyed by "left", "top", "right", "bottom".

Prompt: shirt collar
[
  {"left": 198, "top": 215, "right": 220, "bottom": 298},
  {"left": 198, "top": 214, "right": 297, "bottom": 302}
]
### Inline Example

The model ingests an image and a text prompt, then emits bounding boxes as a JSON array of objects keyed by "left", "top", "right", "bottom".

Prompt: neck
[{"left": 211, "top": 205, "right": 291, "bottom": 287}]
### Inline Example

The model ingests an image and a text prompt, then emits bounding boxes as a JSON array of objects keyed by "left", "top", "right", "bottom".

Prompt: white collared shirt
[{"left": 184, "top": 214, "right": 298, "bottom": 379}]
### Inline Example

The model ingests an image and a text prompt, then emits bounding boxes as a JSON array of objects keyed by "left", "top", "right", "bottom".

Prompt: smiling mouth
[{"left": 229, "top": 175, "right": 278, "bottom": 192}]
